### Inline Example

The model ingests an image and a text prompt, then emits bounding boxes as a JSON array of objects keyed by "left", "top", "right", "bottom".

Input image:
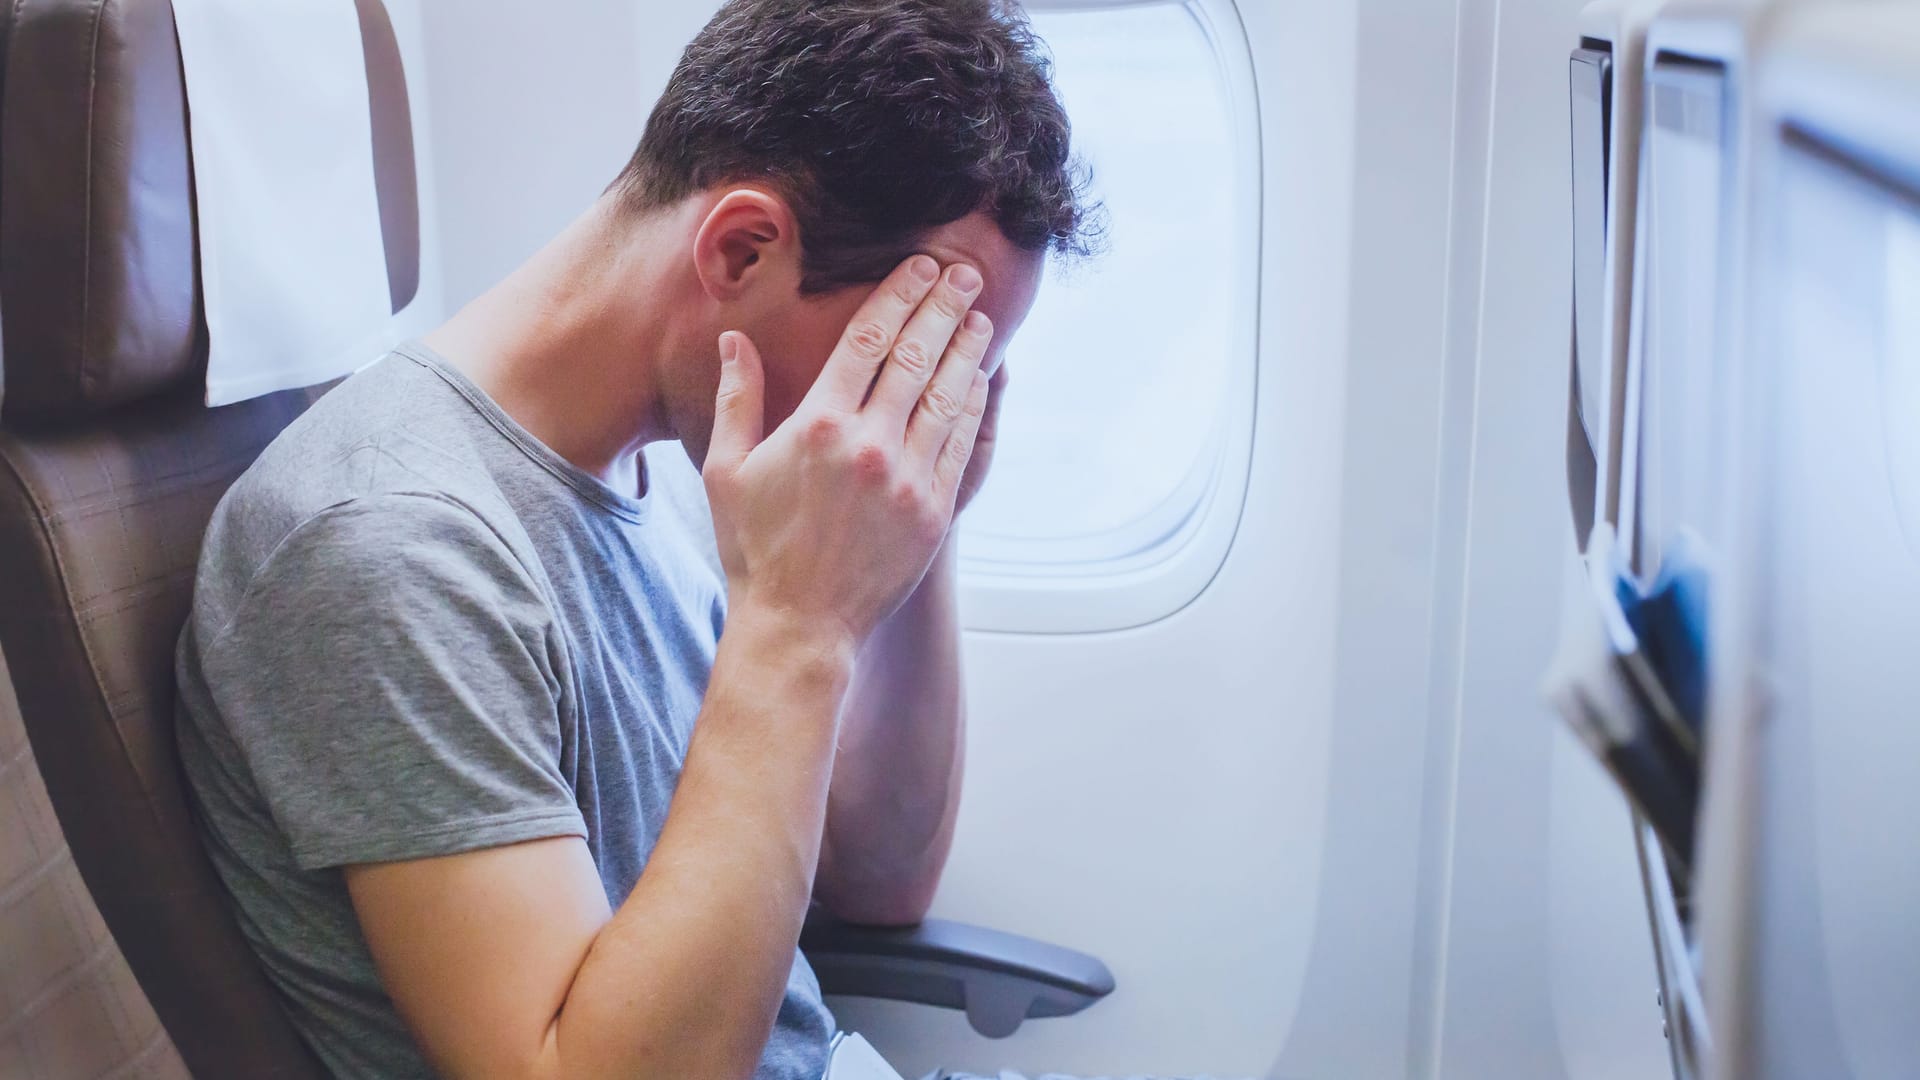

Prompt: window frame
[{"left": 957, "top": 0, "right": 1262, "bottom": 635}]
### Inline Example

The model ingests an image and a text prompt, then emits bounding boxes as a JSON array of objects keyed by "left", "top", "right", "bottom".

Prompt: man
[{"left": 174, "top": 0, "right": 1096, "bottom": 1077}]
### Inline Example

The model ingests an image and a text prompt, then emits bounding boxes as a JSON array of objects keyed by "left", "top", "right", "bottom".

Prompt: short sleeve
[{"left": 199, "top": 493, "right": 585, "bottom": 871}]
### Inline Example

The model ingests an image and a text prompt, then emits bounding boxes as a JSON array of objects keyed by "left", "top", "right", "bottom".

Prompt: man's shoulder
[
  {"left": 249, "top": 354, "right": 499, "bottom": 507},
  {"left": 195, "top": 356, "right": 535, "bottom": 614}
]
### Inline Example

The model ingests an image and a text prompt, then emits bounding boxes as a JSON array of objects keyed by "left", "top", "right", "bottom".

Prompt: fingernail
[
  {"left": 719, "top": 333, "right": 739, "bottom": 363},
  {"left": 964, "top": 311, "right": 993, "bottom": 336},
  {"left": 950, "top": 264, "right": 983, "bottom": 294},
  {"left": 908, "top": 256, "right": 939, "bottom": 284}
]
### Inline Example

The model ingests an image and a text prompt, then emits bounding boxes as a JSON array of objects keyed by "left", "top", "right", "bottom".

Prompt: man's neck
[{"left": 424, "top": 198, "right": 694, "bottom": 496}]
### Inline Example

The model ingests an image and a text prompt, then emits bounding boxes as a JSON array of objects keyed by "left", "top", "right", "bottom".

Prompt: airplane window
[{"left": 958, "top": 2, "right": 1247, "bottom": 589}]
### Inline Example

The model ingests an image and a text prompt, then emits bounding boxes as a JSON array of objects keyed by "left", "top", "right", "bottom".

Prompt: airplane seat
[
  {"left": 0, "top": 0, "right": 417, "bottom": 1076},
  {"left": 0, "top": 652, "right": 190, "bottom": 1077}
]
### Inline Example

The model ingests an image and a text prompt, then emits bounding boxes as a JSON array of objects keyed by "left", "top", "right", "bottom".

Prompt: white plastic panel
[
  {"left": 1883, "top": 209, "right": 1920, "bottom": 555},
  {"left": 1579, "top": 0, "right": 1677, "bottom": 535},
  {"left": 1624, "top": 58, "right": 1729, "bottom": 576},
  {"left": 1746, "top": 141, "right": 1920, "bottom": 1080}
]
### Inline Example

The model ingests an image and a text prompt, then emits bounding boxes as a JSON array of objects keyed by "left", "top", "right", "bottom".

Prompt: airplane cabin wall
[
  {"left": 383, "top": 2, "right": 1673, "bottom": 1077},
  {"left": 1401, "top": 1, "right": 1674, "bottom": 1078},
  {"left": 1265, "top": 0, "right": 1670, "bottom": 1075}
]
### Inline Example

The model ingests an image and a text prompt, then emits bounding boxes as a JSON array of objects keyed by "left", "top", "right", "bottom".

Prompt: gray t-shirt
[{"left": 175, "top": 343, "right": 833, "bottom": 1079}]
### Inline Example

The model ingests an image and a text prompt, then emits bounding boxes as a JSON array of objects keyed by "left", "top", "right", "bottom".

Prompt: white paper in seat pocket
[
  {"left": 172, "top": 0, "right": 397, "bottom": 407},
  {"left": 824, "top": 1032, "right": 908, "bottom": 1080}
]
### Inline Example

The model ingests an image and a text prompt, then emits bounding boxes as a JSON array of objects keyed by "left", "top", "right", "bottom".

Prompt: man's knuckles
[
  {"left": 843, "top": 320, "right": 894, "bottom": 364},
  {"left": 800, "top": 412, "right": 849, "bottom": 451},
  {"left": 918, "top": 384, "right": 966, "bottom": 427},
  {"left": 889, "top": 340, "right": 934, "bottom": 378},
  {"left": 849, "top": 442, "right": 893, "bottom": 486},
  {"left": 942, "top": 429, "right": 976, "bottom": 468}
]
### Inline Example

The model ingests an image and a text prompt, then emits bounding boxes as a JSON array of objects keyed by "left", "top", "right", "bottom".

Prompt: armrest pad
[{"left": 801, "top": 909, "right": 1115, "bottom": 1039}]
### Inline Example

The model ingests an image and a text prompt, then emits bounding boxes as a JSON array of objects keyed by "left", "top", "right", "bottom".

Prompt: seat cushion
[
  {"left": 0, "top": 652, "right": 189, "bottom": 1080},
  {"left": 0, "top": 386, "right": 328, "bottom": 1079}
]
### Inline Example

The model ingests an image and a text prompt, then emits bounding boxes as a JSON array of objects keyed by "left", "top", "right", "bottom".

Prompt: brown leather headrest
[{"left": 0, "top": 0, "right": 419, "bottom": 424}]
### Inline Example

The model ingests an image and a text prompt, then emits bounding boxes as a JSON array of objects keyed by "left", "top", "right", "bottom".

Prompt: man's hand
[
  {"left": 704, "top": 255, "right": 996, "bottom": 648},
  {"left": 784, "top": 263, "right": 1007, "bottom": 927},
  {"left": 953, "top": 358, "right": 1010, "bottom": 517}
]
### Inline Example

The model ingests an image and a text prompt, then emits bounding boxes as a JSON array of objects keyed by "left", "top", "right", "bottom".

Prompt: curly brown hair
[{"left": 614, "top": 0, "right": 1100, "bottom": 294}]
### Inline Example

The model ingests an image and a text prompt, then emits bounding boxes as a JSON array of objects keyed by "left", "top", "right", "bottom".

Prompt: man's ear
[{"left": 692, "top": 189, "right": 798, "bottom": 300}]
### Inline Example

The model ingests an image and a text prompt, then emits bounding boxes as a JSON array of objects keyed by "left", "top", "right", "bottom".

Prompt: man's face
[{"left": 747, "top": 212, "right": 1045, "bottom": 436}]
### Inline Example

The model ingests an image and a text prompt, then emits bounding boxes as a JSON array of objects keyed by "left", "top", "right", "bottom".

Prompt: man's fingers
[
  {"left": 934, "top": 371, "right": 992, "bottom": 507},
  {"left": 905, "top": 310, "right": 994, "bottom": 465},
  {"left": 976, "top": 361, "right": 1009, "bottom": 446},
  {"left": 868, "top": 263, "right": 983, "bottom": 423},
  {"left": 706, "top": 331, "right": 765, "bottom": 477},
  {"left": 805, "top": 256, "right": 942, "bottom": 411}
]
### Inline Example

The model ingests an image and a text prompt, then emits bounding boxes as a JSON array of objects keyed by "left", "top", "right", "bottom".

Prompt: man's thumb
[{"left": 707, "top": 331, "right": 766, "bottom": 475}]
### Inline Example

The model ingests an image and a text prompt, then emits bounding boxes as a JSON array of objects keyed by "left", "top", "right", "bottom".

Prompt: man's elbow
[{"left": 817, "top": 866, "right": 942, "bottom": 927}]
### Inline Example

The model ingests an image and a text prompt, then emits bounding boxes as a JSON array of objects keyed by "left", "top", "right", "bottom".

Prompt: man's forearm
[
  {"left": 817, "top": 541, "right": 967, "bottom": 925},
  {"left": 544, "top": 603, "right": 853, "bottom": 1079}
]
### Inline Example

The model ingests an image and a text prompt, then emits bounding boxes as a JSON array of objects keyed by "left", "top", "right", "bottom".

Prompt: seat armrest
[{"left": 800, "top": 909, "right": 1115, "bottom": 1039}]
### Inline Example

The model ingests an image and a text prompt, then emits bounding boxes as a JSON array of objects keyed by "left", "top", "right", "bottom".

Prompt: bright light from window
[{"left": 960, "top": 2, "right": 1241, "bottom": 572}]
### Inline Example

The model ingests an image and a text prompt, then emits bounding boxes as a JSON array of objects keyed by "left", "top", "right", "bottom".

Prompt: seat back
[
  {"left": 0, "top": 1, "right": 419, "bottom": 1075},
  {"left": 1, "top": 652, "right": 189, "bottom": 1078}
]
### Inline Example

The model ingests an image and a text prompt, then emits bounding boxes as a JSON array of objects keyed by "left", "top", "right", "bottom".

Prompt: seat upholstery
[
  {"left": 0, "top": 0, "right": 420, "bottom": 1075},
  {"left": 0, "top": 651, "right": 190, "bottom": 1080},
  {"left": 0, "top": 387, "right": 330, "bottom": 1079}
]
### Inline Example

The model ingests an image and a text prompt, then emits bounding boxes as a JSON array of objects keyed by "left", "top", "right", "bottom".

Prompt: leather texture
[
  {"left": 1, "top": 0, "right": 201, "bottom": 421},
  {"left": 356, "top": 0, "right": 422, "bottom": 316},
  {"left": 0, "top": 651, "right": 191, "bottom": 1080},
  {"left": 0, "top": 0, "right": 419, "bottom": 424},
  {"left": 0, "top": 0, "right": 419, "bottom": 1075},
  {"left": 0, "top": 387, "right": 330, "bottom": 1080}
]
